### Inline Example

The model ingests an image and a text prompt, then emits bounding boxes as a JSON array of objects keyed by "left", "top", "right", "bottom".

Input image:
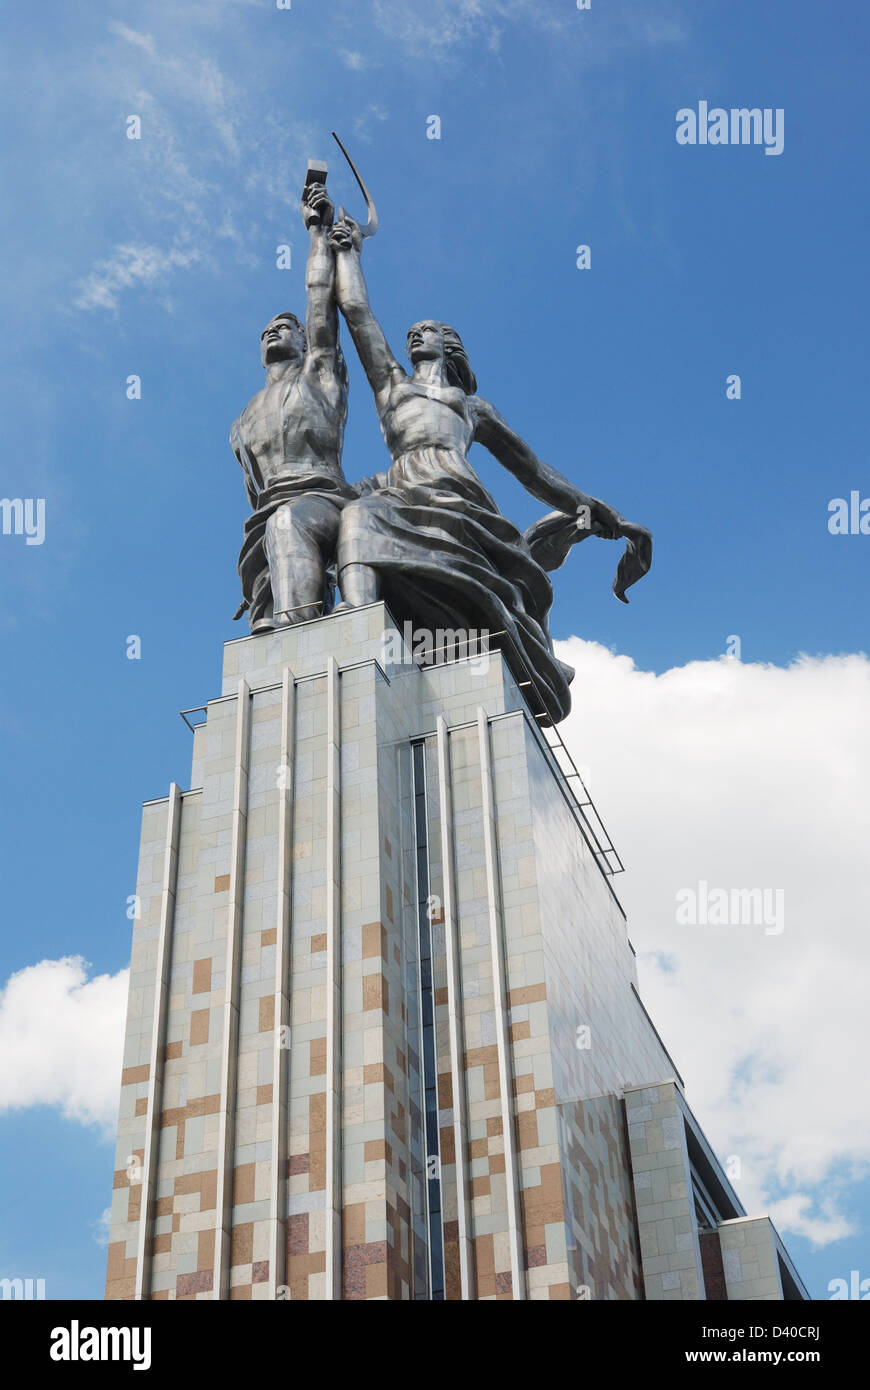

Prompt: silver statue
[
  {"left": 326, "top": 217, "right": 650, "bottom": 723},
  {"left": 230, "top": 175, "right": 354, "bottom": 631},
  {"left": 230, "top": 141, "right": 651, "bottom": 724}
]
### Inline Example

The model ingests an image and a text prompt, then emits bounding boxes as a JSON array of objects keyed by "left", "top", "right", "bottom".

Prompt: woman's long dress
[{"left": 339, "top": 443, "right": 574, "bottom": 724}]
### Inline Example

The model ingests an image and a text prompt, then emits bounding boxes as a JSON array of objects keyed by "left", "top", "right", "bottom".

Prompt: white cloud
[
  {"left": 0, "top": 956, "right": 129, "bottom": 1133},
  {"left": 370, "top": 0, "right": 685, "bottom": 59},
  {"left": 107, "top": 22, "right": 157, "bottom": 57},
  {"left": 74, "top": 243, "right": 203, "bottom": 313},
  {"left": 69, "top": 25, "right": 317, "bottom": 313},
  {"left": 555, "top": 640, "right": 870, "bottom": 1248},
  {"left": 340, "top": 50, "right": 369, "bottom": 70},
  {"left": 353, "top": 103, "right": 389, "bottom": 144},
  {"left": 92, "top": 1207, "right": 113, "bottom": 1248}
]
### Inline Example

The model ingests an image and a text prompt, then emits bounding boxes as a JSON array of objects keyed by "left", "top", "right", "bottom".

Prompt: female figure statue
[{"left": 328, "top": 217, "right": 650, "bottom": 724}]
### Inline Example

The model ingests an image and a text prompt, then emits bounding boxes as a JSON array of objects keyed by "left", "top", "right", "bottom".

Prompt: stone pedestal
[{"left": 105, "top": 604, "right": 804, "bottom": 1300}]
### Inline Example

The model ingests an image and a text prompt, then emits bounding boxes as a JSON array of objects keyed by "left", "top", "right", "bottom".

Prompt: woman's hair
[{"left": 407, "top": 321, "right": 478, "bottom": 395}]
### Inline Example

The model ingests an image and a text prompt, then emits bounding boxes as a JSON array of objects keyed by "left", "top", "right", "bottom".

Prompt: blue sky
[{"left": 0, "top": 0, "right": 867, "bottom": 1300}]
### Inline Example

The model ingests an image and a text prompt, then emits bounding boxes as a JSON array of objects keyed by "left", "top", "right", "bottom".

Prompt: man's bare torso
[{"left": 232, "top": 359, "right": 348, "bottom": 495}]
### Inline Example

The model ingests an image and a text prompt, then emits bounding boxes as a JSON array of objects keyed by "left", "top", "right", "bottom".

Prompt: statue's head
[
  {"left": 406, "top": 320, "right": 477, "bottom": 395},
  {"left": 261, "top": 312, "right": 307, "bottom": 368}
]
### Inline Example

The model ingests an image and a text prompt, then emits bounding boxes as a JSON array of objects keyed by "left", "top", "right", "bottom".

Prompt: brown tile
[
  {"left": 483, "top": 1063, "right": 501, "bottom": 1100},
  {"left": 507, "top": 983, "right": 547, "bottom": 1007},
  {"left": 176, "top": 1270, "right": 212, "bottom": 1297},
  {"left": 261, "top": 928, "right": 277, "bottom": 947},
  {"left": 258, "top": 995, "right": 275, "bottom": 1032},
  {"left": 516, "top": 1112, "right": 539, "bottom": 1151},
  {"left": 549, "top": 1282, "right": 572, "bottom": 1300},
  {"left": 197, "top": 1228, "right": 214, "bottom": 1271},
  {"left": 440, "top": 1127, "right": 456, "bottom": 1166},
  {"left": 174, "top": 1169, "right": 217, "bottom": 1213},
  {"left": 121, "top": 1064, "right": 150, "bottom": 1087},
  {"left": 189, "top": 1009, "right": 209, "bottom": 1046},
  {"left": 164, "top": 1041, "right": 182, "bottom": 1061},
  {"left": 286, "top": 1213, "right": 309, "bottom": 1257},
  {"left": 287, "top": 1153, "right": 310, "bottom": 1176},
  {"left": 343, "top": 1203, "right": 366, "bottom": 1248},
  {"left": 231, "top": 1222, "right": 253, "bottom": 1264},
  {"left": 366, "top": 1262, "right": 389, "bottom": 1298},
  {"left": 363, "top": 1062, "right": 395, "bottom": 1091},
  {"left": 192, "top": 958, "right": 212, "bottom": 994},
  {"left": 509, "top": 1021, "right": 531, "bottom": 1042},
  {"left": 234, "top": 1163, "right": 255, "bottom": 1206},
  {"left": 486, "top": 1117, "right": 503, "bottom": 1137},
  {"left": 134, "top": 1097, "right": 148, "bottom": 1117},
  {"left": 256, "top": 1084, "right": 273, "bottom": 1106},
  {"left": 214, "top": 874, "right": 230, "bottom": 893},
  {"left": 309, "top": 1037, "right": 326, "bottom": 1075},
  {"left": 106, "top": 1241, "right": 136, "bottom": 1284},
  {"left": 362, "top": 921, "right": 387, "bottom": 960},
  {"left": 464, "top": 1045, "right": 499, "bottom": 1069},
  {"left": 362, "top": 973, "right": 389, "bottom": 1014},
  {"left": 311, "top": 934, "right": 327, "bottom": 952}
]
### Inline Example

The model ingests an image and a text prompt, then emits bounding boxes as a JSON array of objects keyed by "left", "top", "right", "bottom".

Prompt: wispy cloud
[
  {"left": 74, "top": 243, "right": 204, "bottom": 313},
  {"left": 68, "top": 21, "right": 317, "bottom": 313},
  {"left": 353, "top": 103, "right": 389, "bottom": 144},
  {"left": 107, "top": 22, "right": 157, "bottom": 57},
  {"left": 91, "top": 1207, "right": 113, "bottom": 1249}
]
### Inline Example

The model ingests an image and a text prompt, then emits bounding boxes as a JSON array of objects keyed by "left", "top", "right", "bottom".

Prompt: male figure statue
[{"left": 231, "top": 175, "right": 354, "bottom": 631}]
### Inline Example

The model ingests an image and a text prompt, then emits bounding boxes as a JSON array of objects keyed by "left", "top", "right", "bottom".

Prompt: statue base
[{"left": 105, "top": 604, "right": 806, "bottom": 1300}]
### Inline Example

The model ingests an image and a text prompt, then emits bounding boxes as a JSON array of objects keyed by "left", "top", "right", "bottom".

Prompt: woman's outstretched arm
[
  {"left": 472, "top": 396, "right": 622, "bottom": 532},
  {"left": 329, "top": 218, "right": 404, "bottom": 407}
]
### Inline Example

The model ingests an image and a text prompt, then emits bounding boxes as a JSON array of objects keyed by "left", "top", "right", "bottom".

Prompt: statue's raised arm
[
  {"left": 300, "top": 179, "right": 341, "bottom": 373},
  {"left": 329, "top": 218, "right": 405, "bottom": 406}
]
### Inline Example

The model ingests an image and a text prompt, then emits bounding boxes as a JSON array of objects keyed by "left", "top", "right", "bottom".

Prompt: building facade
[{"left": 105, "top": 605, "right": 807, "bottom": 1300}]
